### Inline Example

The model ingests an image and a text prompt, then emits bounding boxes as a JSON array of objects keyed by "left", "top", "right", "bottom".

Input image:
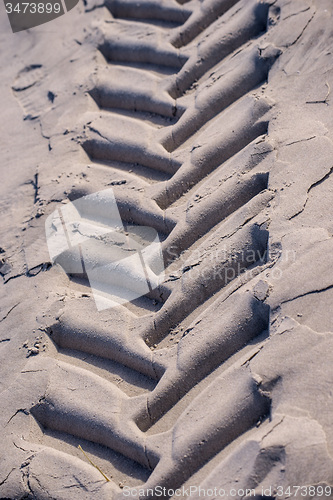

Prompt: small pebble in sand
[{"left": 27, "top": 347, "right": 39, "bottom": 357}]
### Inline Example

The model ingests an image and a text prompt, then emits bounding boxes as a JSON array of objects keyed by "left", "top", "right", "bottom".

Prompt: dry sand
[{"left": 0, "top": 0, "right": 333, "bottom": 498}]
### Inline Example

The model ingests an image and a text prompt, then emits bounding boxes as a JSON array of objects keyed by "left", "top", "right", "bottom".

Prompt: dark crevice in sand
[
  {"left": 284, "top": 11, "right": 315, "bottom": 48},
  {"left": 3, "top": 272, "right": 26, "bottom": 284},
  {"left": 282, "top": 7, "right": 310, "bottom": 21},
  {"left": 6, "top": 409, "right": 29, "bottom": 426},
  {"left": 284, "top": 135, "right": 316, "bottom": 146},
  {"left": 281, "top": 284, "right": 333, "bottom": 305},
  {"left": 0, "top": 468, "right": 16, "bottom": 487},
  {"left": 306, "top": 80, "right": 330, "bottom": 105},
  {"left": 0, "top": 302, "right": 19, "bottom": 322},
  {"left": 289, "top": 165, "right": 333, "bottom": 220},
  {"left": 30, "top": 172, "right": 40, "bottom": 205}
]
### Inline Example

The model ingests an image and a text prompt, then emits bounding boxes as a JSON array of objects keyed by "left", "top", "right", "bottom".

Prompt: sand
[{"left": 0, "top": 0, "right": 333, "bottom": 498}]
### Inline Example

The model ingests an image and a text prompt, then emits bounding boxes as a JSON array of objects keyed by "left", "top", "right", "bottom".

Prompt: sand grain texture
[{"left": 0, "top": 0, "right": 333, "bottom": 498}]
